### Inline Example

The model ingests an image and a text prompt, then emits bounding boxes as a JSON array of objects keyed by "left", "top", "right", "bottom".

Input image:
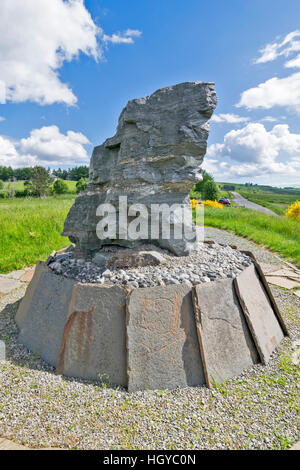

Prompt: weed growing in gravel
[{"left": 274, "top": 433, "right": 294, "bottom": 450}]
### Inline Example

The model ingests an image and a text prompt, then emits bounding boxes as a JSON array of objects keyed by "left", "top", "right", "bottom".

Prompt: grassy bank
[
  {"left": 203, "top": 206, "right": 300, "bottom": 266},
  {"left": 238, "top": 190, "right": 298, "bottom": 215},
  {"left": 0, "top": 195, "right": 75, "bottom": 273}
]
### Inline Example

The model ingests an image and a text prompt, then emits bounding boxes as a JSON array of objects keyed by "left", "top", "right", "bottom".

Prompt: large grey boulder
[{"left": 62, "top": 82, "right": 217, "bottom": 256}]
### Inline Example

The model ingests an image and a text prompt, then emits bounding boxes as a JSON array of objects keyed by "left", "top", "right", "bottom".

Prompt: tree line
[{"left": 0, "top": 165, "right": 89, "bottom": 182}]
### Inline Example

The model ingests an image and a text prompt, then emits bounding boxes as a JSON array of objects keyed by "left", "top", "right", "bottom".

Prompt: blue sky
[{"left": 0, "top": 0, "right": 300, "bottom": 186}]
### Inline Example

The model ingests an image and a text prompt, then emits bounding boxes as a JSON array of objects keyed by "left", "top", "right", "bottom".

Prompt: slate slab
[
  {"left": 56, "top": 284, "right": 128, "bottom": 386},
  {"left": 15, "top": 262, "right": 49, "bottom": 330},
  {"left": 126, "top": 284, "right": 205, "bottom": 392},
  {"left": 193, "top": 279, "right": 259, "bottom": 386},
  {"left": 234, "top": 264, "right": 284, "bottom": 364},
  {"left": 17, "top": 268, "right": 77, "bottom": 367}
]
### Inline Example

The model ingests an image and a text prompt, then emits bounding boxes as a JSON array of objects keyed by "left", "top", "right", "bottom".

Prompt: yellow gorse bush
[
  {"left": 285, "top": 200, "right": 300, "bottom": 222},
  {"left": 190, "top": 199, "right": 199, "bottom": 209},
  {"left": 201, "top": 200, "right": 224, "bottom": 209}
]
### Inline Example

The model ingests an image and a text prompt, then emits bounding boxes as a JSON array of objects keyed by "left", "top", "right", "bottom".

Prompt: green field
[
  {"left": 203, "top": 206, "right": 300, "bottom": 266},
  {"left": 0, "top": 195, "right": 75, "bottom": 273}
]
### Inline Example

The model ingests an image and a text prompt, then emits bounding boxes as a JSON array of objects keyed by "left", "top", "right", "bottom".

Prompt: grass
[
  {"left": 0, "top": 195, "right": 75, "bottom": 273},
  {"left": 202, "top": 206, "right": 300, "bottom": 266}
]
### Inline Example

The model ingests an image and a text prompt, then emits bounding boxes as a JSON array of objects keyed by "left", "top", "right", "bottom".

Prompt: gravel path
[
  {"left": 0, "top": 229, "right": 299, "bottom": 450},
  {"left": 232, "top": 191, "right": 279, "bottom": 217}
]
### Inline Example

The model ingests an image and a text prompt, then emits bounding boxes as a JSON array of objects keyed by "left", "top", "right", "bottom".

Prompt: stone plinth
[{"left": 15, "top": 256, "right": 288, "bottom": 391}]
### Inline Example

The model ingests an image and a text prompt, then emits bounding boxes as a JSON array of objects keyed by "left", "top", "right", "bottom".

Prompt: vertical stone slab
[
  {"left": 18, "top": 270, "right": 77, "bottom": 367},
  {"left": 15, "top": 261, "right": 49, "bottom": 330},
  {"left": 126, "top": 284, "right": 205, "bottom": 392},
  {"left": 193, "top": 279, "right": 259, "bottom": 385},
  {"left": 234, "top": 264, "right": 284, "bottom": 364},
  {"left": 57, "top": 284, "right": 127, "bottom": 386}
]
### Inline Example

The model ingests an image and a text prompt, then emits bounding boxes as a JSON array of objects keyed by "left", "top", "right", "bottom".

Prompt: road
[{"left": 232, "top": 191, "right": 279, "bottom": 216}]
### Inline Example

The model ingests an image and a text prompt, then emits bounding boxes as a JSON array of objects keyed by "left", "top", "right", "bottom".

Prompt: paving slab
[
  {"left": 56, "top": 284, "right": 128, "bottom": 386},
  {"left": 0, "top": 437, "right": 28, "bottom": 450},
  {"left": 126, "top": 284, "right": 205, "bottom": 392},
  {"left": 193, "top": 279, "right": 259, "bottom": 386},
  {"left": 267, "top": 268, "right": 300, "bottom": 279},
  {"left": 0, "top": 277, "right": 22, "bottom": 295},
  {"left": 234, "top": 264, "right": 284, "bottom": 364},
  {"left": 266, "top": 276, "right": 299, "bottom": 290},
  {"left": 17, "top": 267, "right": 77, "bottom": 367},
  {"left": 20, "top": 269, "right": 35, "bottom": 283},
  {"left": 5, "top": 269, "right": 27, "bottom": 280},
  {"left": 259, "top": 263, "right": 281, "bottom": 274}
]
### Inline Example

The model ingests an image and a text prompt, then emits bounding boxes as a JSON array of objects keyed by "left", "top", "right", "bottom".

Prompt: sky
[{"left": 0, "top": 0, "right": 300, "bottom": 187}]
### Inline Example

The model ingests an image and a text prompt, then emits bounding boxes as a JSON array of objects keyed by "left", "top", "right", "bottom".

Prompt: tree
[
  {"left": 25, "top": 166, "right": 52, "bottom": 197},
  {"left": 203, "top": 180, "right": 219, "bottom": 201},
  {"left": 193, "top": 170, "right": 214, "bottom": 196},
  {"left": 0, "top": 180, "right": 4, "bottom": 190},
  {"left": 0, "top": 166, "right": 14, "bottom": 181},
  {"left": 70, "top": 166, "right": 89, "bottom": 181},
  {"left": 76, "top": 177, "right": 88, "bottom": 193},
  {"left": 53, "top": 178, "right": 68, "bottom": 195}
]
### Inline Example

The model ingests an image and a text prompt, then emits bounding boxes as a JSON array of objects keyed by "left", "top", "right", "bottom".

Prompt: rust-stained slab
[
  {"left": 234, "top": 264, "right": 284, "bottom": 364},
  {"left": 57, "top": 284, "right": 128, "bottom": 386},
  {"left": 193, "top": 279, "right": 259, "bottom": 385},
  {"left": 126, "top": 284, "right": 205, "bottom": 392}
]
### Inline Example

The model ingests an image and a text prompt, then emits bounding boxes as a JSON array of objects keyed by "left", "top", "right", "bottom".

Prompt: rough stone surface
[
  {"left": 126, "top": 284, "right": 205, "bottom": 392},
  {"left": 107, "top": 249, "right": 167, "bottom": 269},
  {"left": 193, "top": 279, "right": 259, "bottom": 385},
  {"left": 234, "top": 264, "right": 284, "bottom": 364},
  {"left": 63, "top": 82, "right": 217, "bottom": 256},
  {"left": 17, "top": 270, "right": 76, "bottom": 367},
  {"left": 56, "top": 284, "right": 128, "bottom": 386}
]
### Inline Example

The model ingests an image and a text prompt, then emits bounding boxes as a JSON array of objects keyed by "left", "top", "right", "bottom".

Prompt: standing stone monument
[
  {"left": 62, "top": 81, "right": 217, "bottom": 256},
  {"left": 15, "top": 81, "right": 288, "bottom": 391}
]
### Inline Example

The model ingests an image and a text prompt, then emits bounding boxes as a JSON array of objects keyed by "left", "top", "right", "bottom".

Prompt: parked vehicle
[{"left": 218, "top": 197, "right": 231, "bottom": 206}]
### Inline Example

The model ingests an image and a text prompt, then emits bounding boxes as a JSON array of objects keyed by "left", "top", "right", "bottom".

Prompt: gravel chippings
[
  {"left": 0, "top": 230, "right": 299, "bottom": 450},
  {"left": 48, "top": 242, "right": 252, "bottom": 288}
]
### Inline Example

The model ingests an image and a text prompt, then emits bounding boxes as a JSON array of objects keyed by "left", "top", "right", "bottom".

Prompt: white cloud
[
  {"left": 237, "top": 72, "right": 300, "bottom": 113},
  {"left": 211, "top": 113, "right": 250, "bottom": 124},
  {"left": 206, "top": 122, "right": 300, "bottom": 179},
  {"left": 103, "top": 29, "right": 142, "bottom": 44},
  {"left": 259, "top": 116, "right": 278, "bottom": 122},
  {"left": 0, "top": 0, "right": 141, "bottom": 106},
  {"left": 254, "top": 30, "right": 300, "bottom": 65},
  {"left": 0, "top": 0, "right": 101, "bottom": 106},
  {"left": 0, "top": 125, "right": 91, "bottom": 168},
  {"left": 237, "top": 31, "right": 300, "bottom": 113},
  {"left": 0, "top": 117, "right": 5, "bottom": 122},
  {"left": 20, "top": 126, "right": 90, "bottom": 165}
]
